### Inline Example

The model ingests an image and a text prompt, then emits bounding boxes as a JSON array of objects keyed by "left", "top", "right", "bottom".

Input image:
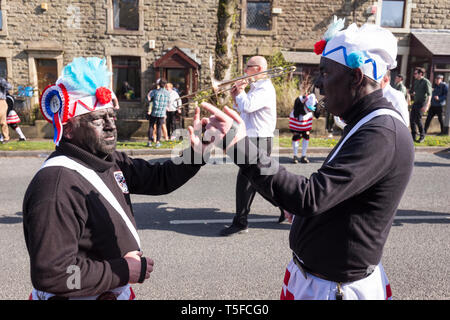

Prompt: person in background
[
  {"left": 393, "top": 74, "right": 407, "bottom": 100},
  {"left": 424, "top": 74, "right": 447, "bottom": 135},
  {"left": 0, "top": 91, "right": 27, "bottom": 141},
  {"left": 147, "top": 79, "right": 170, "bottom": 147},
  {"left": 380, "top": 70, "right": 409, "bottom": 127},
  {"left": 288, "top": 93, "right": 320, "bottom": 163},
  {"left": 410, "top": 67, "right": 432, "bottom": 143},
  {"left": 165, "top": 82, "right": 182, "bottom": 140},
  {"left": 0, "top": 77, "right": 12, "bottom": 144},
  {"left": 220, "top": 55, "right": 285, "bottom": 235}
]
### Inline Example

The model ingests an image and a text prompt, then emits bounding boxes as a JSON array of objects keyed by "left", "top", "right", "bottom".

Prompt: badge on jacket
[{"left": 114, "top": 171, "right": 129, "bottom": 194}]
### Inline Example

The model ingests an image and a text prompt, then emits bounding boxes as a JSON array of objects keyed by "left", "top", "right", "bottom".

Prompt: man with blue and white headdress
[
  {"left": 197, "top": 18, "right": 414, "bottom": 299},
  {"left": 23, "top": 57, "right": 206, "bottom": 300}
]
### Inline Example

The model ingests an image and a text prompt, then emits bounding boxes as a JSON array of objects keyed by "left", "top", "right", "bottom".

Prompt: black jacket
[
  {"left": 229, "top": 90, "right": 414, "bottom": 282},
  {"left": 23, "top": 141, "right": 202, "bottom": 297}
]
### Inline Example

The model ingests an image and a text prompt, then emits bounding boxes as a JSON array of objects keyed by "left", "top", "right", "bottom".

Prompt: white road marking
[{"left": 170, "top": 215, "right": 450, "bottom": 225}]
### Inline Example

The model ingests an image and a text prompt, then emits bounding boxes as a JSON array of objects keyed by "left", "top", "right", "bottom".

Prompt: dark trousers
[
  {"left": 166, "top": 111, "right": 177, "bottom": 138},
  {"left": 233, "top": 137, "right": 275, "bottom": 227},
  {"left": 410, "top": 105, "right": 425, "bottom": 138},
  {"left": 148, "top": 115, "right": 164, "bottom": 142},
  {"left": 424, "top": 106, "right": 444, "bottom": 134}
]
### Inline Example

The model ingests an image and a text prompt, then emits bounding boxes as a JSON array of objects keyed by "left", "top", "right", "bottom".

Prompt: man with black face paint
[
  {"left": 199, "top": 18, "right": 414, "bottom": 299},
  {"left": 23, "top": 57, "right": 205, "bottom": 300}
]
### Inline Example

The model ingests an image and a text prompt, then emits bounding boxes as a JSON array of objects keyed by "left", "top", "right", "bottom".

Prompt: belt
[{"left": 292, "top": 252, "right": 333, "bottom": 281}]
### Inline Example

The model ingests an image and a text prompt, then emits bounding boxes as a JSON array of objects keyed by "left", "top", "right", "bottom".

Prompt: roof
[
  {"left": 411, "top": 31, "right": 450, "bottom": 56},
  {"left": 153, "top": 46, "right": 201, "bottom": 68},
  {"left": 281, "top": 50, "right": 320, "bottom": 65}
]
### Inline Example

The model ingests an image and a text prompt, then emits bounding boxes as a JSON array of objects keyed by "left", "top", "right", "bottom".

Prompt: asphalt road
[{"left": 0, "top": 150, "right": 448, "bottom": 300}]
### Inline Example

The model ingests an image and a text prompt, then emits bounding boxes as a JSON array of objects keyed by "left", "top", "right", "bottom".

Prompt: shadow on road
[
  {"left": 393, "top": 209, "right": 450, "bottom": 226},
  {"left": 2, "top": 207, "right": 447, "bottom": 234},
  {"left": 0, "top": 212, "right": 23, "bottom": 224},
  {"left": 133, "top": 202, "right": 290, "bottom": 237},
  {"left": 434, "top": 148, "right": 450, "bottom": 160}
]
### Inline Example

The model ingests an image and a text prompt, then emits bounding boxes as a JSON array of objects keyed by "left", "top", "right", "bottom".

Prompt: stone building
[{"left": 0, "top": 0, "right": 449, "bottom": 134}]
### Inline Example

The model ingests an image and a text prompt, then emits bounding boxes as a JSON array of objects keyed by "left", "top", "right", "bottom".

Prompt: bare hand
[
  {"left": 200, "top": 102, "right": 246, "bottom": 151},
  {"left": 187, "top": 107, "right": 213, "bottom": 154},
  {"left": 230, "top": 80, "right": 247, "bottom": 98},
  {"left": 124, "top": 251, "right": 154, "bottom": 284}
]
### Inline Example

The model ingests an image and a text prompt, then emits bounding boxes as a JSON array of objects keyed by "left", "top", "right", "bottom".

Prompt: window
[
  {"left": 112, "top": 56, "right": 141, "bottom": 101},
  {"left": 380, "top": 0, "right": 406, "bottom": 28},
  {"left": 0, "top": 58, "right": 6, "bottom": 79},
  {"left": 167, "top": 69, "right": 186, "bottom": 96},
  {"left": 113, "top": 0, "right": 139, "bottom": 31},
  {"left": 246, "top": 0, "right": 271, "bottom": 31},
  {"left": 0, "top": 0, "right": 8, "bottom": 36},
  {"left": 36, "top": 59, "right": 58, "bottom": 94}
]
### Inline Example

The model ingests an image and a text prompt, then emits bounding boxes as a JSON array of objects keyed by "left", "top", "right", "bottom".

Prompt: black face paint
[{"left": 71, "top": 108, "right": 117, "bottom": 158}]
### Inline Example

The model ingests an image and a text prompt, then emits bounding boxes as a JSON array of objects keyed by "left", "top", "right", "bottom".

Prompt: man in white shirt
[
  {"left": 380, "top": 71, "right": 409, "bottom": 127},
  {"left": 165, "top": 82, "right": 182, "bottom": 140},
  {"left": 220, "top": 56, "right": 281, "bottom": 236}
]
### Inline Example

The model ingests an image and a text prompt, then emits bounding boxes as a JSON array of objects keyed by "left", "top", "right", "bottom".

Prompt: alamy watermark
[
  {"left": 170, "top": 128, "right": 280, "bottom": 176},
  {"left": 66, "top": 265, "right": 81, "bottom": 290},
  {"left": 67, "top": 5, "right": 81, "bottom": 29}
]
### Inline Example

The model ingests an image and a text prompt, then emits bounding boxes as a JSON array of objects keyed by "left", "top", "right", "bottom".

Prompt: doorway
[
  {"left": 36, "top": 59, "right": 58, "bottom": 94},
  {"left": 167, "top": 68, "right": 187, "bottom": 97}
]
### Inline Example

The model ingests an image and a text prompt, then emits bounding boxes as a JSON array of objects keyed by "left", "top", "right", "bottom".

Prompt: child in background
[
  {"left": 288, "top": 93, "right": 319, "bottom": 163},
  {"left": 0, "top": 92, "right": 26, "bottom": 142}
]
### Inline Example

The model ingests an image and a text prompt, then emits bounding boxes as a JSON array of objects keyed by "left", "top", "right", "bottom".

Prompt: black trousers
[
  {"left": 410, "top": 105, "right": 425, "bottom": 138},
  {"left": 148, "top": 116, "right": 164, "bottom": 142},
  {"left": 233, "top": 137, "right": 277, "bottom": 227},
  {"left": 166, "top": 111, "right": 177, "bottom": 138},
  {"left": 424, "top": 106, "right": 444, "bottom": 134}
]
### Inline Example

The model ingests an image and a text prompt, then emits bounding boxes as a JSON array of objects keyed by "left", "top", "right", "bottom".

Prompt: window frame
[
  {"left": 106, "top": 0, "right": 144, "bottom": 36},
  {"left": 111, "top": 55, "right": 142, "bottom": 102},
  {"left": 240, "top": 0, "right": 279, "bottom": 36},
  {"left": 0, "top": 56, "right": 7, "bottom": 79},
  {"left": 376, "top": 0, "right": 413, "bottom": 32},
  {"left": 0, "top": 0, "right": 9, "bottom": 37},
  {"left": 379, "top": 0, "right": 406, "bottom": 28}
]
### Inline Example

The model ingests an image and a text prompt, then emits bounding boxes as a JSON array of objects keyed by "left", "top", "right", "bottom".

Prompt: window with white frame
[
  {"left": 113, "top": 0, "right": 139, "bottom": 31},
  {"left": 380, "top": 0, "right": 406, "bottom": 28},
  {"left": 107, "top": 0, "right": 143, "bottom": 35},
  {"left": 0, "top": 0, "right": 7, "bottom": 35}
]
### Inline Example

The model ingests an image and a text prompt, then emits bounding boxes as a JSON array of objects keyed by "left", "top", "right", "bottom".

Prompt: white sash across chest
[
  {"left": 41, "top": 155, "right": 141, "bottom": 249},
  {"left": 327, "top": 108, "right": 405, "bottom": 164}
]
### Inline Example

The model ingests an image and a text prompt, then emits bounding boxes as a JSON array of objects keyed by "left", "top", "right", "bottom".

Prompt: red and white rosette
[{"left": 40, "top": 83, "right": 69, "bottom": 145}]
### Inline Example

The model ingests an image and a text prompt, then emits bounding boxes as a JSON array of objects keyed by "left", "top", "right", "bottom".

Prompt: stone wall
[
  {"left": 0, "top": 0, "right": 220, "bottom": 118},
  {"left": 1, "top": 0, "right": 449, "bottom": 121},
  {"left": 410, "top": 0, "right": 450, "bottom": 29}
]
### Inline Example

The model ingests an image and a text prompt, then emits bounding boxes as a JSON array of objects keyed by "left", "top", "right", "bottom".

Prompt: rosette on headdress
[
  {"left": 313, "top": 16, "right": 398, "bottom": 82},
  {"left": 40, "top": 57, "right": 117, "bottom": 145}
]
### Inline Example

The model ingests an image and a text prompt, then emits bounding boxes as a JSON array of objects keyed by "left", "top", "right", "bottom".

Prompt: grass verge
[{"left": 0, "top": 134, "right": 449, "bottom": 151}]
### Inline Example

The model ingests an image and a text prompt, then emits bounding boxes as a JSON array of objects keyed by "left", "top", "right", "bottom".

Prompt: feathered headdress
[
  {"left": 313, "top": 16, "right": 398, "bottom": 82},
  {"left": 40, "top": 57, "right": 116, "bottom": 145}
]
